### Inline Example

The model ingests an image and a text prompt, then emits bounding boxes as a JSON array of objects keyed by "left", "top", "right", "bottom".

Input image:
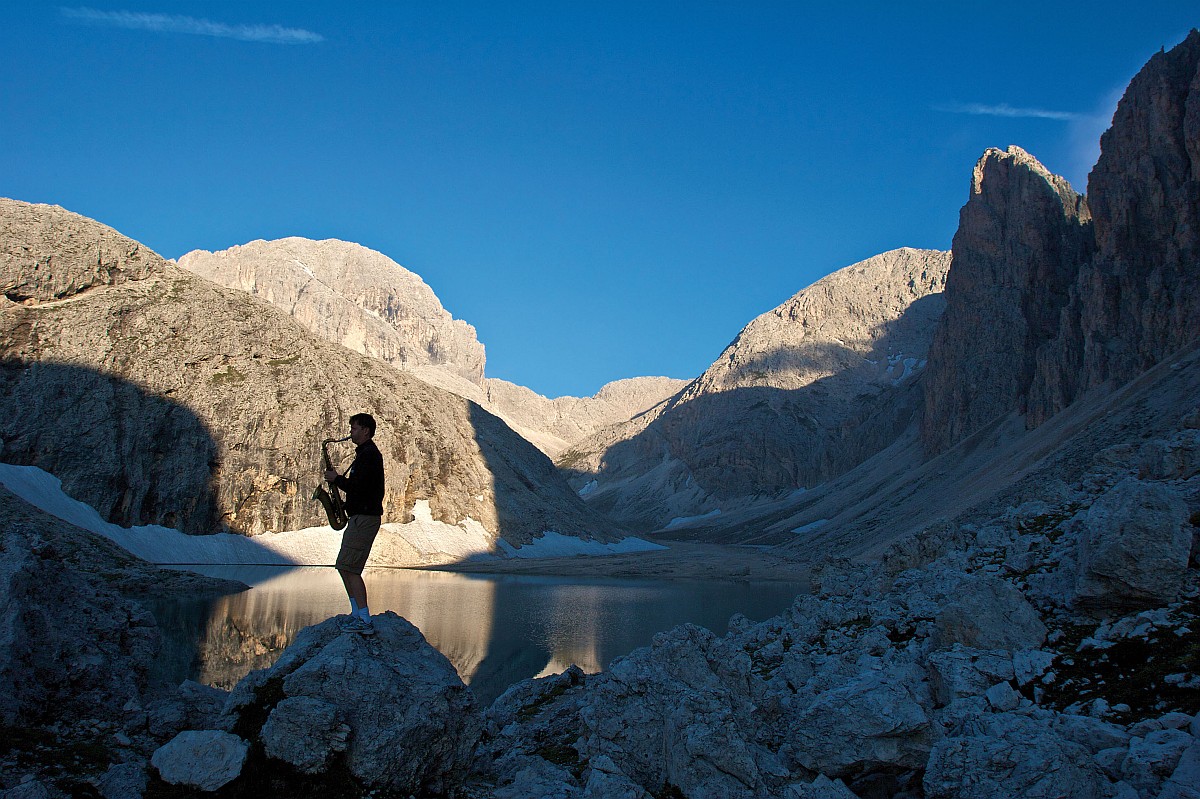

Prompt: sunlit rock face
[
  {"left": 0, "top": 198, "right": 616, "bottom": 544},
  {"left": 561, "top": 247, "right": 951, "bottom": 531},
  {"left": 179, "top": 238, "right": 487, "bottom": 383}
]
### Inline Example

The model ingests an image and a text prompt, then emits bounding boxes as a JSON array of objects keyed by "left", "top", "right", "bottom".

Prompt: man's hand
[{"left": 325, "top": 468, "right": 338, "bottom": 483}]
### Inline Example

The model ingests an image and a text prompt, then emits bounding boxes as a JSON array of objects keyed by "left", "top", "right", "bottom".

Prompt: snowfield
[{"left": 0, "top": 464, "right": 663, "bottom": 568}]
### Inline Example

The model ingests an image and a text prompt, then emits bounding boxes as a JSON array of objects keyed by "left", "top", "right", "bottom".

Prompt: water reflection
[{"left": 149, "top": 566, "right": 803, "bottom": 705}]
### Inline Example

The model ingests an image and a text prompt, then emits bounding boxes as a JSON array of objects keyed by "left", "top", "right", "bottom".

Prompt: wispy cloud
[
  {"left": 936, "top": 102, "right": 1083, "bottom": 121},
  {"left": 60, "top": 7, "right": 324, "bottom": 44}
]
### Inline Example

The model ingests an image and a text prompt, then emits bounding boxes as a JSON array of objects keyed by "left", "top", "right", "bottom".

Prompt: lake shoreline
[{"left": 415, "top": 539, "right": 816, "bottom": 587}]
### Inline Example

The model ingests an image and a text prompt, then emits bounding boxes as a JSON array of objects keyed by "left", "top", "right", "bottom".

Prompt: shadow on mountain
[
  {"left": 463, "top": 399, "right": 627, "bottom": 544},
  {"left": 0, "top": 358, "right": 226, "bottom": 534},
  {"left": 558, "top": 296, "right": 942, "bottom": 533},
  {"left": 0, "top": 359, "right": 252, "bottom": 696}
]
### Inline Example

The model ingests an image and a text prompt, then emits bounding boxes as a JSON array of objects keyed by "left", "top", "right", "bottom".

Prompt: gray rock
[
  {"left": 227, "top": 612, "right": 480, "bottom": 794},
  {"left": 151, "top": 730, "right": 248, "bottom": 792},
  {"left": 0, "top": 782, "right": 55, "bottom": 799},
  {"left": 1121, "top": 729, "right": 1195, "bottom": 794},
  {"left": 260, "top": 696, "right": 350, "bottom": 774},
  {"left": 1012, "top": 649, "right": 1056, "bottom": 686},
  {"left": 582, "top": 755, "right": 651, "bottom": 799},
  {"left": 927, "top": 647, "right": 1015, "bottom": 706},
  {"left": 785, "top": 774, "right": 860, "bottom": 798},
  {"left": 579, "top": 624, "right": 766, "bottom": 798},
  {"left": 1158, "top": 741, "right": 1200, "bottom": 799},
  {"left": 984, "top": 681, "right": 1021, "bottom": 712},
  {"left": 1138, "top": 431, "right": 1200, "bottom": 480},
  {"left": 97, "top": 762, "right": 148, "bottom": 799},
  {"left": 787, "top": 662, "right": 934, "bottom": 777},
  {"left": 933, "top": 575, "right": 1046, "bottom": 650},
  {"left": 493, "top": 760, "right": 582, "bottom": 799},
  {"left": 1052, "top": 714, "right": 1131, "bottom": 754},
  {"left": 0, "top": 523, "right": 157, "bottom": 727},
  {"left": 924, "top": 712, "right": 1113, "bottom": 799},
  {"left": 1075, "top": 478, "right": 1191, "bottom": 609}
]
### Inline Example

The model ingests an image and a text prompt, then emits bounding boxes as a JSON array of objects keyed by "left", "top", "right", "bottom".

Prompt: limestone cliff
[
  {"left": 178, "top": 238, "right": 486, "bottom": 383},
  {"left": 923, "top": 30, "right": 1200, "bottom": 454},
  {"left": 0, "top": 199, "right": 617, "bottom": 544},
  {"left": 922, "top": 146, "right": 1093, "bottom": 454},
  {"left": 562, "top": 248, "right": 951, "bottom": 530}
]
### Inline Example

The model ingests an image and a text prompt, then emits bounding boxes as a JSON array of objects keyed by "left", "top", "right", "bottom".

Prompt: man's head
[{"left": 349, "top": 413, "right": 376, "bottom": 444}]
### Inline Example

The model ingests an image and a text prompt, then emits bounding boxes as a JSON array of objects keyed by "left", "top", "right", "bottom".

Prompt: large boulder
[
  {"left": 784, "top": 662, "right": 935, "bottom": 777},
  {"left": 577, "top": 624, "right": 773, "bottom": 799},
  {"left": 933, "top": 574, "right": 1047, "bottom": 650},
  {"left": 1074, "top": 478, "right": 1191, "bottom": 609},
  {"left": 924, "top": 712, "right": 1117, "bottom": 799},
  {"left": 225, "top": 612, "right": 481, "bottom": 794},
  {"left": 150, "top": 730, "right": 248, "bottom": 792}
]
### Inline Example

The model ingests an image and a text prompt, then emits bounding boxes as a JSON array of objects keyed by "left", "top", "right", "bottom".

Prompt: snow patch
[
  {"left": 577, "top": 479, "right": 599, "bottom": 498},
  {"left": 0, "top": 464, "right": 657, "bottom": 568},
  {"left": 496, "top": 531, "right": 666, "bottom": 559},
  {"left": 791, "top": 519, "right": 828, "bottom": 535},
  {"left": 664, "top": 509, "right": 723, "bottom": 530}
]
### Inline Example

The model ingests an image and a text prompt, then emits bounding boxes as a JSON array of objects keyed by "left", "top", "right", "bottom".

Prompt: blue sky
[{"left": 2, "top": 4, "right": 1196, "bottom": 398}]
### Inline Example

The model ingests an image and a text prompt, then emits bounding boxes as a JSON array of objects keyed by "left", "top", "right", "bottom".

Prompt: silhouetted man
[{"left": 325, "top": 412, "right": 384, "bottom": 635}]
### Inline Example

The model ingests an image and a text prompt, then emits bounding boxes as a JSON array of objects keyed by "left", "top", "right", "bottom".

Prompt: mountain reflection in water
[{"left": 149, "top": 566, "right": 804, "bottom": 704}]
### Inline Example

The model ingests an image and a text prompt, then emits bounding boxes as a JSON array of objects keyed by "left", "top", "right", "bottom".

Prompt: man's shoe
[{"left": 339, "top": 615, "right": 375, "bottom": 635}]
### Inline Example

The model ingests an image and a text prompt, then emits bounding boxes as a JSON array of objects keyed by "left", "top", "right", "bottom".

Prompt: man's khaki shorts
[{"left": 335, "top": 514, "right": 382, "bottom": 574}]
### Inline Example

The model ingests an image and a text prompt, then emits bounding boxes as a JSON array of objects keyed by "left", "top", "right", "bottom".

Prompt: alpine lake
[{"left": 146, "top": 565, "right": 806, "bottom": 704}]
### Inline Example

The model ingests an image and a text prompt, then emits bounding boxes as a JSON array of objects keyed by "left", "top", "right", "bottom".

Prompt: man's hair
[{"left": 349, "top": 413, "right": 376, "bottom": 437}]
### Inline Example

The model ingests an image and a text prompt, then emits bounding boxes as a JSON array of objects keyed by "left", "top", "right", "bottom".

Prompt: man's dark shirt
[{"left": 334, "top": 439, "right": 385, "bottom": 517}]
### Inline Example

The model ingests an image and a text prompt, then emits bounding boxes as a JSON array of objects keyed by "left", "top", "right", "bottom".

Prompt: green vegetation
[{"left": 210, "top": 365, "right": 246, "bottom": 385}]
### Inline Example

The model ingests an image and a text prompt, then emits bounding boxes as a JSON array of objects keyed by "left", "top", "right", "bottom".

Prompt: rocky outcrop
[
  {"left": 922, "top": 146, "right": 1093, "bottom": 453},
  {"left": 924, "top": 31, "right": 1200, "bottom": 454},
  {"left": 562, "top": 248, "right": 950, "bottom": 530},
  {"left": 188, "top": 613, "right": 482, "bottom": 795},
  {"left": 0, "top": 199, "right": 618, "bottom": 544},
  {"left": 178, "top": 237, "right": 486, "bottom": 383},
  {"left": 1071, "top": 30, "right": 1200, "bottom": 393}
]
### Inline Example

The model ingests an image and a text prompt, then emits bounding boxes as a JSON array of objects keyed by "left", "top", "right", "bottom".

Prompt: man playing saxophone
[{"left": 324, "top": 412, "right": 384, "bottom": 635}]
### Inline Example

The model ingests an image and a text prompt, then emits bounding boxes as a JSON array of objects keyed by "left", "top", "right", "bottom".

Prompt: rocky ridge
[
  {"left": 180, "top": 237, "right": 688, "bottom": 459},
  {"left": 0, "top": 198, "right": 618, "bottom": 545},
  {"left": 560, "top": 247, "right": 951, "bottom": 531},
  {"left": 924, "top": 30, "right": 1200, "bottom": 453},
  {"left": 178, "top": 237, "right": 486, "bottom": 383}
]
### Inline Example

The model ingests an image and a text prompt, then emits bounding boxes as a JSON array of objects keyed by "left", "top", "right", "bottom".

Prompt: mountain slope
[
  {"left": 0, "top": 198, "right": 619, "bottom": 547},
  {"left": 560, "top": 247, "right": 951, "bottom": 531},
  {"left": 680, "top": 31, "right": 1200, "bottom": 553}
]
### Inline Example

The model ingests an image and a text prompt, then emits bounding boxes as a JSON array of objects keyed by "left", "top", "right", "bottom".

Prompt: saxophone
[{"left": 312, "top": 436, "right": 350, "bottom": 530}]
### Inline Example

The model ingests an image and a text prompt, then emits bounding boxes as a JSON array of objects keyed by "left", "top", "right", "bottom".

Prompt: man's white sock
[
  {"left": 355, "top": 606, "right": 370, "bottom": 622},
  {"left": 349, "top": 598, "right": 361, "bottom": 615}
]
